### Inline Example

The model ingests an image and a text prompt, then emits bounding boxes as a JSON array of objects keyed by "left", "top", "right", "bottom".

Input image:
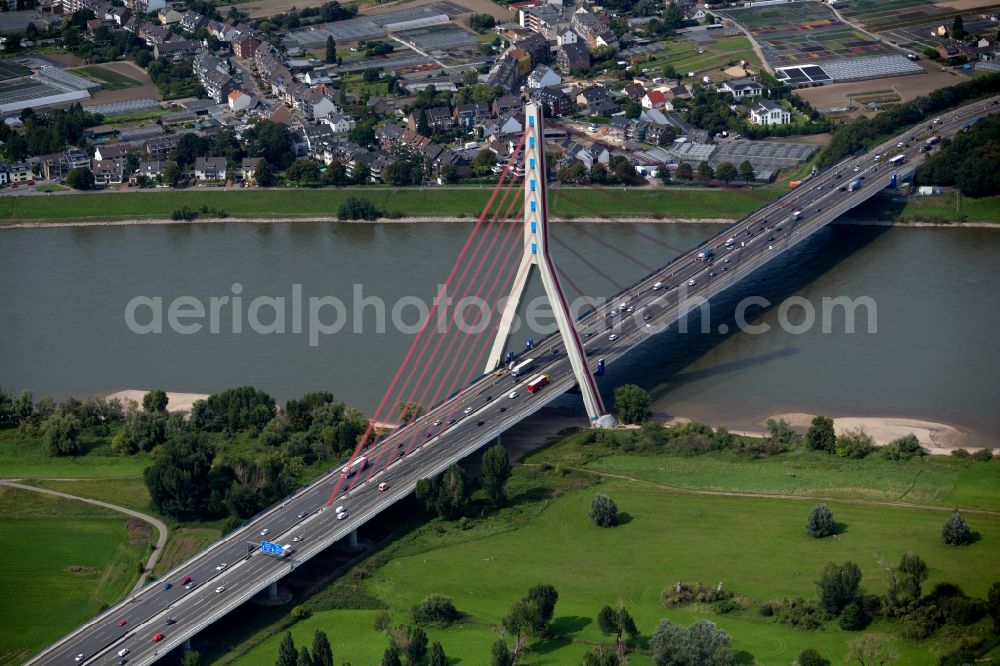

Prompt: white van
[{"left": 653, "top": 281, "right": 663, "bottom": 290}]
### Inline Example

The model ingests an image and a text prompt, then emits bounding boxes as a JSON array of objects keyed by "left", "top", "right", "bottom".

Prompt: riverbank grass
[
  {"left": 0, "top": 186, "right": 776, "bottom": 223},
  {"left": 0, "top": 425, "right": 149, "bottom": 479},
  {"left": 0, "top": 486, "right": 148, "bottom": 665},
  {"left": 221, "top": 435, "right": 1000, "bottom": 665}
]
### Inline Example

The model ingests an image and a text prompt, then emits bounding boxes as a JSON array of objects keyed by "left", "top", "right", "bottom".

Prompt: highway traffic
[{"left": 30, "top": 96, "right": 997, "bottom": 666}]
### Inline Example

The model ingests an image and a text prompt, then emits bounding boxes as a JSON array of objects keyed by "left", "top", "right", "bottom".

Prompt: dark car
[
  {"left": 166, "top": 618, "right": 176, "bottom": 625},
  {"left": 484, "top": 395, "right": 492, "bottom": 402},
  {"left": 499, "top": 407, "right": 507, "bottom": 413},
  {"left": 477, "top": 420, "right": 485, "bottom": 427},
  {"left": 447, "top": 418, "right": 456, "bottom": 425},
  {"left": 163, "top": 582, "right": 172, "bottom": 590}
]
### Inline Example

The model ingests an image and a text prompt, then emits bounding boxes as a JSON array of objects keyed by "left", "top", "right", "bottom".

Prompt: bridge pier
[
  {"left": 182, "top": 638, "right": 192, "bottom": 653},
  {"left": 267, "top": 581, "right": 278, "bottom": 601},
  {"left": 349, "top": 529, "right": 358, "bottom": 548}
]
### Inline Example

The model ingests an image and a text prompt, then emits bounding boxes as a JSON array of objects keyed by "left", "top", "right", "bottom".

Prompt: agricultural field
[
  {"left": 71, "top": 65, "right": 142, "bottom": 91},
  {"left": 721, "top": 1, "right": 886, "bottom": 66},
  {"left": 639, "top": 35, "right": 762, "bottom": 80},
  {"left": 0, "top": 486, "right": 149, "bottom": 665},
  {"left": 839, "top": 0, "right": 958, "bottom": 32},
  {"left": 215, "top": 432, "right": 1000, "bottom": 665},
  {"left": 0, "top": 59, "right": 32, "bottom": 81}
]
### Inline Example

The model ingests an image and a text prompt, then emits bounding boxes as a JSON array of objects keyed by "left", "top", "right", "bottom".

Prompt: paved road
[
  {"left": 0, "top": 480, "right": 168, "bottom": 592},
  {"left": 28, "top": 97, "right": 998, "bottom": 666}
]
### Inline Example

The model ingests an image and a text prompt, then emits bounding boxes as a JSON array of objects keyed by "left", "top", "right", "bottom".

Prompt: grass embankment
[
  {"left": 0, "top": 486, "right": 149, "bottom": 665},
  {"left": 0, "top": 426, "right": 149, "bottom": 479},
  {"left": 0, "top": 186, "right": 778, "bottom": 224},
  {"left": 896, "top": 192, "right": 1000, "bottom": 223},
  {"left": 219, "top": 432, "right": 1000, "bottom": 666}
]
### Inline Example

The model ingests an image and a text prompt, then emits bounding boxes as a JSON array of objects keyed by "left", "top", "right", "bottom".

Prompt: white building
[
  {"left": 749, "top": 99, "right": 790, "bottom": 125},
  {"left": 527, "top": 64, "right": 561, "bottom": 89}
]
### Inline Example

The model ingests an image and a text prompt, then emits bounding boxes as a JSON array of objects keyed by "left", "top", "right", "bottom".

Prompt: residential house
[
  {"left": 109, "top": 7, "right": 130, "bottom": 26},
  {"left": 515, "top": 32, "right": 550, "bottom": 66},
  {"left": 644, "top": 122, "right": 675, "bottom": 145},
  {"left": 232, "top": 33, "right": 261, "bottom": 59},
  {"left": 194, "top": 53, "right": 236, "bottom": 103},
  {"left": 154, "top": 38, "right": 202, "bottom": 62},
  {"left": 406, "top": 106, "right": 454, "bottom": 132},
  {"left": 589, "top": 98, "right": 620, "bottom": 116},
  {"left": 535, "top": 86, "right": 573, "bottom": 115},
  {"left": 9, "top": 162, "right": 34, "bottom": 182},
  {"left": 241, "top": 157, "right": 262, "bottom": 182},
  {"left": 138, "top": 22, "right": 173, "bottom": 46},
  {"left": 94, "top": 143, "right": 133, "bottom": 161},
  {"left": 719, "top": 77, "right": 762, "bottom": 98},
  {"left": 623, "top": 81, "right": 646, "bottom": 100},
  {"left": 143, "top": 135, "right": 181, "bottom": 160},
  {"left": 749, "top": 99, "right": 790, "bottom": 125},
  {"left": 36, "top": 152, "right": 70, "bottom": 180},
  {"left": 0, "top": 162, "right": 9, "bottom": 185},
  {"left": 452, "top": 101, "right": 491, "bottom": 128},
  {"left": 228, "top": 89, "right": 253, "bottom": 113},
  {"left": 641, "top": 90, "right": 667, "bottom": 109},
  {"left": 556, "top": 41, "right": 589, "bottom": 74},
  {"left": 492, "top": 95, "right": 522, "bottom": 119},
  {"left": 527, "top": 64, "right": 561, "bottom": 89},
  {"left": 607, "top": 116, "right": 631, "bottom": 140},
  {"left": 663, "top": 85, "right": 691, "bottom": 100},
  {"left": 935, "top": 44, "right": 962, "bottom": 62},
  {"left": 92, "top": 159, "right": 124, "bottom": 186},
  {"left": 156, "top": 6, "right": 183, "bottom": 25},
  {"left": 494, "top": 113, "right": 523, "bottom": 136},
  {"left": 556, "top": 28, "right": 579, "bottom": 46},
  {"left": 519, "top": 5, "right": 563, "bottom": 40},
  {"left": 130, "top": 160, "right": 166, "bottom": 183},
  {"left": 179, "top": 11, "right": 205, "bottom": 33},
  {"left": 294, "top": 87, "right": 337, "bottom": 121},
  {"left": 576, "top": 86, "right": 608, "bottom": 109},
  {"left": 194, "top": 156, "right": 227, "bottom": 181},
  {"left": 123, "top": 0, "right": 163, "bottom": 14}
]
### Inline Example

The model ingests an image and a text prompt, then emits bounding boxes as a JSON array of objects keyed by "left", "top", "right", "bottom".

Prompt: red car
[
  {"left": 152, "top": 633, "right": 164, "bottom": 642},
  {"left": 118, "top": 619, "right": 127, "bottom": 626},
  {"left": 181, "top": 575, "right": 192, "bottom": 585}
]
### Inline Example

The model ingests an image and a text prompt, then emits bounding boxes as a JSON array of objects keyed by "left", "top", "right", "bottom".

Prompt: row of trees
[
  {"left": 413, "top": 442, "right": 512, "bottom": 520},
  {"left": 817, "top": 72, "right": 1000, "bottom": 167},
  {"left": 915, "top": 114, "right": 1000, "bottom": 197},
  {"left": 0, "top": 104, "right": 103, "bottom": 163}
]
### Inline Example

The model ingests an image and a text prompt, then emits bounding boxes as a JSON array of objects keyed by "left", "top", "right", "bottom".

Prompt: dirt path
[
  {"left": 0, "top": 480, "right": 169, "bottom": 592},
  {"left": 540, "top": 465, "right": 1000, "bottom": 516}
]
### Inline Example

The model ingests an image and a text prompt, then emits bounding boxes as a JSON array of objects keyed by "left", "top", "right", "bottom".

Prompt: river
[{"left": 1, "top": 222, "right": 998, "bottom": 445}]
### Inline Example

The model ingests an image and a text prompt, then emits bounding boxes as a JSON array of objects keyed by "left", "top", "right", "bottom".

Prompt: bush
[
  {"left": 941, "top": 510, "right": 973, "bottom": 546},
  {"left": 880, "top": 434, "right": 926, "bottom": 460},
  {"left": 412, "top": 594, "right": 458, "bottom": 627},
  {"left": 838, "top": 600, "right": 869, "bottom": 631},
  {"left": 972, "top": 448, "right": 993, "bottom": 462},
  {"left": 950, "top": 448, "right": 970, "bottom": 459},
  {"left": 662, "top": 582, "right": 733, "bottom": 607},
  {"left": 835, "top": 429, "right": 875, "bottom": 459},
  {"left": 589, "top": 493, "right": 619, "bottom": 527},
  {"left": 337, "top": 195, "right": 382, "bottom": 220},
  {"left": 797, "top": 648, "right": 831, "bottom": 666},
  {"left": 806, "top": 504, "right": 836, "bottom": 538}
]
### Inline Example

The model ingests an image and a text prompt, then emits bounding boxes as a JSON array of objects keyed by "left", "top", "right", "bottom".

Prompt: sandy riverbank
[
  {"left": 2, "top": 217, "right": 997, "bottom": 230},
  {"left": 665, "top": 412, "right": 980, "bottom": 456},
  {"left": 106, "top": 390, "right": 209, "bottom": 415}
]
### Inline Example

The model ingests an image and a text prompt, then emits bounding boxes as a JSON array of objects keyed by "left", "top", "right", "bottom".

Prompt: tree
[
  {"left": 286, "top": 158, "right": 322, "bottom": 186},
  {"left": 113, "top": 409, "right": 167, "bottom": 454},
  {"left": 472, "top": 148, "right": 496, "bottom": 177},
  {"left": 847, "top": 633, "right": 897, "bottom": 666},
  {"left": 590, "top": 493, "right": 619, "bottom": 527},
  {"left": 656, "top": 164, "right": 671, "bottom": 185},
  {"left": 144, "top": 431, "right": 219, "bottom": 520},
  {"left": 942, "top": 510, "right": 973, "bottom": 546},
  {"left": 797, "top": 648, "right": 830, "bottom": 666},
  {"left": 715, "top": 161, "right": 737, "bottom": 183},
  {"left": 312, "top": 630, "right": 333, "bottom": 666},
  {"left": 255, "top": 159, "right": 277, "bottom": 187},
  {"left": 676, "top": 161, "right": 693, "bottom": 180},
  {"left": 839, "top": 600, "right": 868, "bottom": 631},
  {"left": 65, "top": 166, "right": 95, "bottom": 190},
  {"left": 597, "top": 604, "right": 639, "bottom": 644},
  {"left": 415, "top": 464, "right": 467, "bottom": 520},
  {"left": 650, "top": 618, "right": 734, "bottom": 666},
  {"left": 429, "top": 642, "right": 446, "bottom": 666},
  {"left": 806, "top": 504, "right": 836, "bottom": 538},
  {"left": 163, "top": 162, "right": 184, "bottom": 187},
  {"left": 398, "top": 400, "right": 425, "bottom": 424},
  {"left": 697, "top": 160, "right": 714, "bottom": 181},
  {"left": 897, "top": 552, "right": 928, "bottom": 600},
  {"left": 766, "top": 418, "right": 799, "bottom": 447},
  {"left": 180, "top": 652, "right": 201, "bottom": 666},
  {"left": 380, "top": 647, "right": 402, "bottom": 666},
  {"left": 817, "top": 560, "right": 862, "bottom": 615},
  {"left": 325, "top": 35, "right": 336, "bottom": 64},
  {"left": 412, "top": 594, "right": 458, "bottom": 627},
  {"left": 173, "top": 133, "right": 207, "bottom": 167},
  {"left": 738, "top": 160, "right": 755, "bottom": 183},
  {"left": 276, "top": 632, "right": 298, "bottom": 666},
  {"left": 806, "top": 416, "right": 836, "bottom": 452},
  {"left": 527, "top": 584, "right": 559, "bottom": 633},
  {"left": 481, "top": 442, "right": 511, "bottom": 506},
  {"left": 491, "top": 639, "right": 512, "bottom": 666},
  {"left": 299, "top": 647, "right": 314, "bottom": 666},
  {"left": 416, "top": 108, "right": 430, "bottom": 137},
  {"left": 143, "top": 390, "right": 168, "bottom": 413},
  {"left": 952, "top": 15, "right": 965, "bottom": 39},
  {"left": 613, "top": 384, "right": 651, "bottom": 424},
  {"left": 43, "top": 413, "right": 83, "bottom": 456}
]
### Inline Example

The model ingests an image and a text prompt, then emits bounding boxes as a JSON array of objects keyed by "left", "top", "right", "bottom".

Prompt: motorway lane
[{"left": 35, "top": 98, "right": 997, "bottom": 666}]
